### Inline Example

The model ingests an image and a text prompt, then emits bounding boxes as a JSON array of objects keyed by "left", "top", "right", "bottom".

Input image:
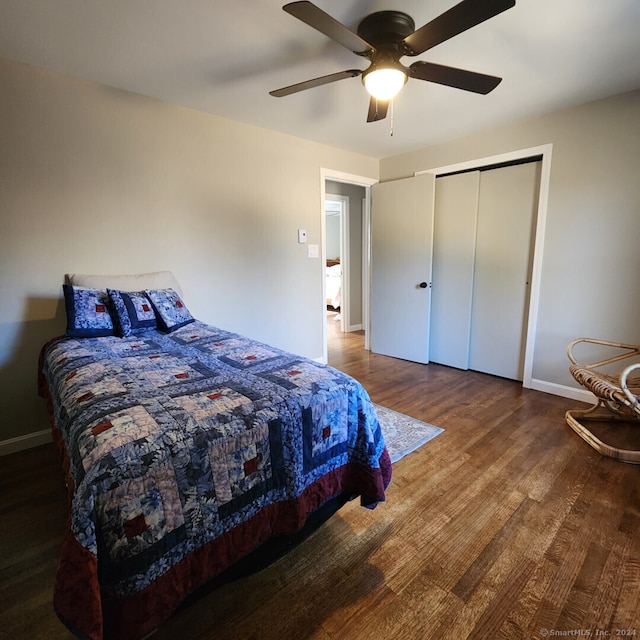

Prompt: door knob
[{"left": 419, "top": 282, "right": 428, "bottom": 289}]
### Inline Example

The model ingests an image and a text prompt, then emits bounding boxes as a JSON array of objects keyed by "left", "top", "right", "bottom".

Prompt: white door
[
  {"left": 370, "top": 174, "right": 435, "bottom": 364},
  {"left": 469, "top": 162, "right": 540, "bottom": 380},
  {"left": 430, "top": 171, "right": 480, "bottom": 369}
]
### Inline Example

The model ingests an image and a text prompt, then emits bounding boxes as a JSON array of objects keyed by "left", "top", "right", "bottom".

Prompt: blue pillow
[
  {"left": 145, "top": 288, "right": 194, "bottom": 333},
  {"left": 63, "top": 284, "right": 116, "bottom": 337},
  {"left": 108, "top": 289, "right": 157, "bottom": 337}
]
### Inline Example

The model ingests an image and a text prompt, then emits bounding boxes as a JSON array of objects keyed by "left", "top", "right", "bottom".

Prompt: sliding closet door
[
  {"left": 468, "top": 162, "right": 540, "bottom": 380},
  {"left": 430, "top": 171, "right": 480, "bottom": 369}
]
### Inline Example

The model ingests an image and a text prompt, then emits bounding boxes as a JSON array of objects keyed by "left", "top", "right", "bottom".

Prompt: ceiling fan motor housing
[{"left": 357, "top": 11, "right": 416, "bottom": 49}]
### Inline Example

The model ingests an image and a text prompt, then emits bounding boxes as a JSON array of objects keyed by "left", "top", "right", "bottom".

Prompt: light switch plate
[{"left": 308, "top": 244, "right": 319, "bottom": 258}]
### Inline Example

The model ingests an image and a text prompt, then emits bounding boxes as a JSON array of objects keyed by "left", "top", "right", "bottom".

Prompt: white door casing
[{"left": 320, "top": 169, "right": 377, "bottom": 364}]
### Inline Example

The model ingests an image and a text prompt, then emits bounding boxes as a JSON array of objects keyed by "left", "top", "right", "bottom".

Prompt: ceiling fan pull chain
[{"left": 390, "top": 99, "right": 394, "bottom": 137}]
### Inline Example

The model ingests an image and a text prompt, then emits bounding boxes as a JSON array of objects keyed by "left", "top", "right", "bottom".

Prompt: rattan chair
[{"left": 566, "top": 338, "right": 640, "bottom": 464}]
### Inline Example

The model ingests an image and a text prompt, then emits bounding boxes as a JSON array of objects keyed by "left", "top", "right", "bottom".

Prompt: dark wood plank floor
[{"left": 2, "top": 321, "right": 639, "bottom": 639}]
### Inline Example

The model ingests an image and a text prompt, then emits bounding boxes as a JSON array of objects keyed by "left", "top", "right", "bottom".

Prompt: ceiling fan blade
[
  {"left": 270, "top": 69, "right": 362, "bottom": 97},
  {"left": 283, "top": 1, "right": 375, "bottom": 56},
  {"left": 409, "top": 61, "right": 501, "bottom": 94},
  {"left": 402, "top": 0, "right": 515, "bottom": 56},
  {"left": 367, "top": 97, "right": 389, "bottom": 122}
]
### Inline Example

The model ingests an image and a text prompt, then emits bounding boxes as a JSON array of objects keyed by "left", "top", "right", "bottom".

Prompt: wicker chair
[{"left": 566, "top": 338, "right": 640, "bottom": 464}]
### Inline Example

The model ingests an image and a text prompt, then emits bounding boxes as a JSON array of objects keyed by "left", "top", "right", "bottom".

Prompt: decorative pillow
[
  {"left": 108, "top": 289, "right": 157, "bottom": 337},
  {"left": 145, "top": 288, "right": 195, "bottom": 333},
  {"left": 63, "top": 284, "right": 116, "bottom": 337}
]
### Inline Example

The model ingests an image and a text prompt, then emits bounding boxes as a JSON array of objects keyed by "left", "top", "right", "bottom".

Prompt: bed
[{"left": 38, "top": 272, "right": 391, "bottom": 640}]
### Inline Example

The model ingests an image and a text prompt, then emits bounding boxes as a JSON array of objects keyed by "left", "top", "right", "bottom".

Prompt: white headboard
[{"left": 66, "top": 271, "right": 183, "bottom": 298}]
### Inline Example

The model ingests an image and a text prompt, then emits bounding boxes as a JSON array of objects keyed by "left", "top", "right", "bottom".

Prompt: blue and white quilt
[{"left": 39, "top": 321, "right": 391, "bottom": 640}]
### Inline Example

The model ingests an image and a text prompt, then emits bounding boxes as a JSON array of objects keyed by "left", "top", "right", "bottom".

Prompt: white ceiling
[{"left": 2, "top": 0, "right": 639, "bottom": 158}]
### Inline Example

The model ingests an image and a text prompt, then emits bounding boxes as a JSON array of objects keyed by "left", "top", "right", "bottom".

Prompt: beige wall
[
  {"left": 2, "top": 54, "right": 638, "bottom": 450},
  {"left": 380, "top": 89, "right": 640, "bottom": 393},
  {"left": 0, "top": 58, "right": 378, "bottom": 446}
]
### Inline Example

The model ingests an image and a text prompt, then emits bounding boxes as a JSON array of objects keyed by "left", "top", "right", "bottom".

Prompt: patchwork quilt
[{"left": 39, "top": 321, "right": 391, "bottom": 640}]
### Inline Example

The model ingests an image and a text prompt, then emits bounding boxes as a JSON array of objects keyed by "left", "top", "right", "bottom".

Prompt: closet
[{"left": 429, "top": 160, "right": 541, "bottom": 380}]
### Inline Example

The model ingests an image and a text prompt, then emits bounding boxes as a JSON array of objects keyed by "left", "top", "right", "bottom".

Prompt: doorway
[
  {"left": 320, "top": 170, "right": 377, "bottom": 364},
  {"left": 325, "top": 194, "right": 347, "bottom": 333}
]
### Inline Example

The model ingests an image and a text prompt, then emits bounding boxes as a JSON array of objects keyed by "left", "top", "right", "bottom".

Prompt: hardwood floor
[{"left": 2, "top": 323, "right": 639, "bottom": 639}]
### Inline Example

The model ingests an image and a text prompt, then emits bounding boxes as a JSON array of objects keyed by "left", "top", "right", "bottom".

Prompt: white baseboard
[
  {"left": 530, "top": 378, "right": 594, "bottom": 404},
  {"left": 347, "top": 323, "right": 363, "bottom": 332},
  {"left": 0, "top": 428, "right": 52, "bottom": 457}
]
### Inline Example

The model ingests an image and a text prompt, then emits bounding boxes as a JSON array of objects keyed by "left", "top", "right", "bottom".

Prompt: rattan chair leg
[{"left": 565, "top": 402, "right": 640, "bottom": 464}]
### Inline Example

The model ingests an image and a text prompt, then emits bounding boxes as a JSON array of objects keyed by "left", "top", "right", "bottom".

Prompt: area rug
[{"left": 375, "top": 404, "right": 444, "bottom": 464}]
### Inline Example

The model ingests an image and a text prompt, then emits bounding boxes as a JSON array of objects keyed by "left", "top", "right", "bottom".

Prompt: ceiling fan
[{"left": 270, "top": 0, "right": 515, "bottom": 122}]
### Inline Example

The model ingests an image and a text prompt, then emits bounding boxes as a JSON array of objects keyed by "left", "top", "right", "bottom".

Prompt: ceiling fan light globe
[{"left": 363, "top": 68, "right": 407, "bottom": 101}]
